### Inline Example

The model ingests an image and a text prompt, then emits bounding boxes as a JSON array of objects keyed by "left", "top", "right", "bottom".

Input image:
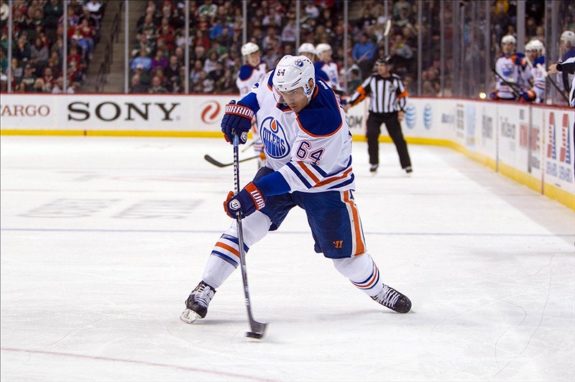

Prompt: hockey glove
[
  {"left": 513, "top": 53, "right": 526, "bottom": 67},
  {"left": 519, "top": 90, "right": 535, "bottom": 102},
  {"left": 224, "top": 182, "right": 266, "bottom": 219},
  {"left": 221, "top": 100, "right": 254, "bottom": 144}
]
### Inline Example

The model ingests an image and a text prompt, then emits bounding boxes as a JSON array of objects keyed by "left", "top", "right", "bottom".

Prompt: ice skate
[
  {"left": 180, "top": 281, "right": 216, "bottom": 324},
  {"left": 369, "top": 164, "right": 378, "bottom": 174},
  {"left": 372, "top": 284, "right": 411, "bottom": 313}
]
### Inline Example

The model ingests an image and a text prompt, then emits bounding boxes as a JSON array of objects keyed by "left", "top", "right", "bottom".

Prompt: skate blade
[{"left": 180, "top": 309, "right": 202, "bottom": 324}]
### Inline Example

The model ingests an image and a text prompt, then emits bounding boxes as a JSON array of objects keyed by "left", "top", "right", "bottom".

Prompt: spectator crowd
[
  {"left": 1, "top": 0, "right": 573, "bottom": 102},
  {"left": 0, "top": 0, "right": 105, "bottom": 93}
]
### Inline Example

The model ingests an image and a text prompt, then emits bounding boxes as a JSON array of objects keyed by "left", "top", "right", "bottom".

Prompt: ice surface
[{"left": 1, "top": 137, "right": 574, "bottom": 382}]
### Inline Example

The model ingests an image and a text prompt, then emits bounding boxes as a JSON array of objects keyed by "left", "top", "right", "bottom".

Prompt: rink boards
[{"left": 0, "top": 94, "right": 573, "bottom": 209}]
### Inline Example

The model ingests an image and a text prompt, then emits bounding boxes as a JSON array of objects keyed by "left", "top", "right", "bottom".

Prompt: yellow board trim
[
  {"left": 1, "top": 129, "right": 573, "bottom": 211},
  {"left": 543, "top": 183, "right": 575, "bottom": 210}
]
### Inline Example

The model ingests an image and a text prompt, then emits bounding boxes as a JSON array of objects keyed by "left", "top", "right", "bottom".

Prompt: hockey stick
[
  {"left": 491, "top": 67, "right": 522, "bottom": 98},
  {"left": 383, "top": 18, "right": 392, "bottom": 37},
  {"left": 241, "top": 140, "right": 255, "bottom": 153},
  {"left": 204, "top": 153, "right": 259, "bottom": 168},
  {"left": 546, "top": 74, "right": 570, "bottom": 104},
  {"left": 232, "top": 134, "right": 267, "bottom": 339}
]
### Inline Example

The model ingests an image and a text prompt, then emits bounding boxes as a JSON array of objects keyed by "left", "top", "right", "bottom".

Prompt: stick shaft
[{"left": 232, "top": 135, "right": 267, "bottom": 337}]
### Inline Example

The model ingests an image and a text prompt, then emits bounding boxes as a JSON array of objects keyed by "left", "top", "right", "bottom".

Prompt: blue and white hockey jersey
[
  {"left": 239, "top": 71, "right": 355, "bottom": 194},
  {"left": 315, "top": 61, "right": 343, "bottom": 93},
  {"left": 236, "top": 62, "right": 267, "bottom": 97}
]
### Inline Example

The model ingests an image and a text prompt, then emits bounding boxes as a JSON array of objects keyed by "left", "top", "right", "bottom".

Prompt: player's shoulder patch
[
  {"left": 238, "top": 65, "right": 255, "bottom": 81},
  {"left": 297, "top": 82, "right": 342, "bottom": 136}
]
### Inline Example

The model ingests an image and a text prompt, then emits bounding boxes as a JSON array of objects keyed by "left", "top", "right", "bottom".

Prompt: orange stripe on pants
[{"left": 343, "top": 191, "right": 365, "bottom": 255}]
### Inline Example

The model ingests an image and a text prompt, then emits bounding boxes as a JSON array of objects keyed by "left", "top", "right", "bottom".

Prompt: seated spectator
[
  {"left": 149, "top": 75, "right": 168, "bottom": 93},
  {"left": 190, "top": 59, "right": 203, "bottom": 87},
  {"left": 19, "top": 63, "right": 36, "bottom": 91},
  {"left": 151, "top": 51, "right": 169, "bottom": 72},
  {"left": 71, "top": 18, "right": 95, "bottom": 59},
  {"left": 10, "top": 58, "right": 23, "bottom": 83},
  {"left": 30, "top": 37, "right": 49, "bottom": 68},
  {"left": 203, "top": 51, "right": 219, "bottom": 75},
  {"left": 198, "top": 0, "right": 217, "bottom": 19},
  {"left": 13, "top": 35, "right": 31, "bottom": 63},
  {"left": 85, "top": 0, "right": 104, "bottom": 28},
  {"left": 304, "top": 0, "right": 320, "bottom": 20},
  {"left": 352, "top": 33, "right": 376, "bottom": 79},
  {"left": 200, "top": 70, "right": 214, "bottom": 92},
  {"left": 131, "top": 48, "right": 152, "bottom": 71},
  {"left": 281, "top": 17, "right": 297, "bottom": 43},
  {"left": 164, "top": 55, "right": 181, "bottom": 84},
  {"left": 42, "top": 66, "right": 55, "bottom": 89},
  {"left": 32, "top": 77, "right": 46, "bottom": 93},
  {"left": 0, "top": 0, "right": 8, "bottom": 27},
  {"left": 0, "top": 48, "right": 7, "bottom": 74},
  {"left": 51, "top": 77, "right": 65, "bottom": 93},
  {"left": 135, "top": 65, "right": 151, "bottom": 86}
]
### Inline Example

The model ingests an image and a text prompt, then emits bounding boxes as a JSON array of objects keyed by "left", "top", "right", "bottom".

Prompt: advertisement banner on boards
[
  {"left": 497, "top": 103, "right": 530, "bottom": 173},
  {"left": 0, "top": 94, "right": 234, "bottom": 131},
  {"left": 529, "top": 107, "right": 544, "bottom": 181},
  {"left": 476, "top": 102, "right": 497, "bottom": 159},
  {"left": 543, "top": 108, "right": 574, "bottom": 192}
]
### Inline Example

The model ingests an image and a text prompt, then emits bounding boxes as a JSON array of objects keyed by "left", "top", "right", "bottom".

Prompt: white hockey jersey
[
  {"left": 527, "top": 57, "right": 546, "bottom": 103},
  {"left": 239, "top": 71, "right": 354, "bottom": 194},
  {"left": 495, "top": 54, "right": 527, "bottom": 100},
  {"left": 315, "top": 61, "right": 343, "bottom": 92},
  {"left": 236, "top": 62, "right": 267, "bottom": 97}
]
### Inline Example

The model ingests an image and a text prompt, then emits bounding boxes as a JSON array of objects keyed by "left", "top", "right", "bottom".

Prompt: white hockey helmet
[
  {"left": 560, "top": 30, "right": 575, "bottom": 45},
  {"left": 501, "top": 35, "right": 516, "bottom": 45},
  {"left": 525, "top": 39, "right": 545, "bottom": 55},
  {"left": 241, "top": 42, "right": 260, "bottom": 56},
  {"left": 298, "top": 43, "right": 316, "bottom": 55},
  {"left": 315, "top": 43, "right": 332, "bottom": 55},
  {"left": 272, "top": 55, "right": 315, "bottom": 98}
]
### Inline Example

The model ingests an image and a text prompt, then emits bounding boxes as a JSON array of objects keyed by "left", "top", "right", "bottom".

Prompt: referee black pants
[{"left": 366, "top": 112, "right": 412, "bottom": 168}]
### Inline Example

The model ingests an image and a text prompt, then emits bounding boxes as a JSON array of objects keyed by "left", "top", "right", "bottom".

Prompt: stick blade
[
  {"left": 203, "top": 154, "right": 228, "bottom": 168},
  {"left": 245, "top": 322, "right": 268, "bottom": 339}
]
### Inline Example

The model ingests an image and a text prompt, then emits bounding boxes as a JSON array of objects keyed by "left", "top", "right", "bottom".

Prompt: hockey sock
[
  {"left": 202, "top": 255, "right": 236, "bottom": 289},
  {"left": 332, "top": 254, "right": 384, "bottom": 297},
  {"left": 201, "top": 212, "right": 272, "bottom": 289}
]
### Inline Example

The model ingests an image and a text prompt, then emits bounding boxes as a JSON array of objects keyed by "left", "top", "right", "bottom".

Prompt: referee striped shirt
[{"left": 349, "top": 74, "right": 408, "bottom": 113}]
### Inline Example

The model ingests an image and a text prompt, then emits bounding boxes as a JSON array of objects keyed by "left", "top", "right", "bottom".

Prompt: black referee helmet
[{"left": 376, "top": 56, "right": 393, "bottom": 66}]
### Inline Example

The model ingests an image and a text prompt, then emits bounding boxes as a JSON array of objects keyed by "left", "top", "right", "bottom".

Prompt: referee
[{"left": 348, "top": 57, "right": 412, "bottom": 173}]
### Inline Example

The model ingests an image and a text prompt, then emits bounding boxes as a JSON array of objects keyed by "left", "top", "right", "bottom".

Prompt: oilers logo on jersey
[
  {"left": 501, "top": 62, "right": 514, "bottom": 77},
  {"left": 260, "top": 116, "right": 290, "bottom": 159}
]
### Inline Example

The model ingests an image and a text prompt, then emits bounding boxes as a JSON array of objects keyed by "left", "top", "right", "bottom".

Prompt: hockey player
[
  {"left": 492, "top": 35, "right": 529, "bottom": 101},
  {"left": 298, "top": 42, "right": 330, "bottom": 84},
  {"left": 297, "top": 42, "right": 316, "bottom": 61},
  {"left": 315, "top": 43, "right": 344, "bottom": 95},
  {"left": 521, "top": 39, "right": 546, "bottom": 103},
  {"left": 236, "top": 42, "right": 267, "bottom": 96},
  {"left": 181, "top": 55, "right": 412, "bottom": 324},
  {"left": 236, "top": 42, "right": 267, "bottom": 168}
]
